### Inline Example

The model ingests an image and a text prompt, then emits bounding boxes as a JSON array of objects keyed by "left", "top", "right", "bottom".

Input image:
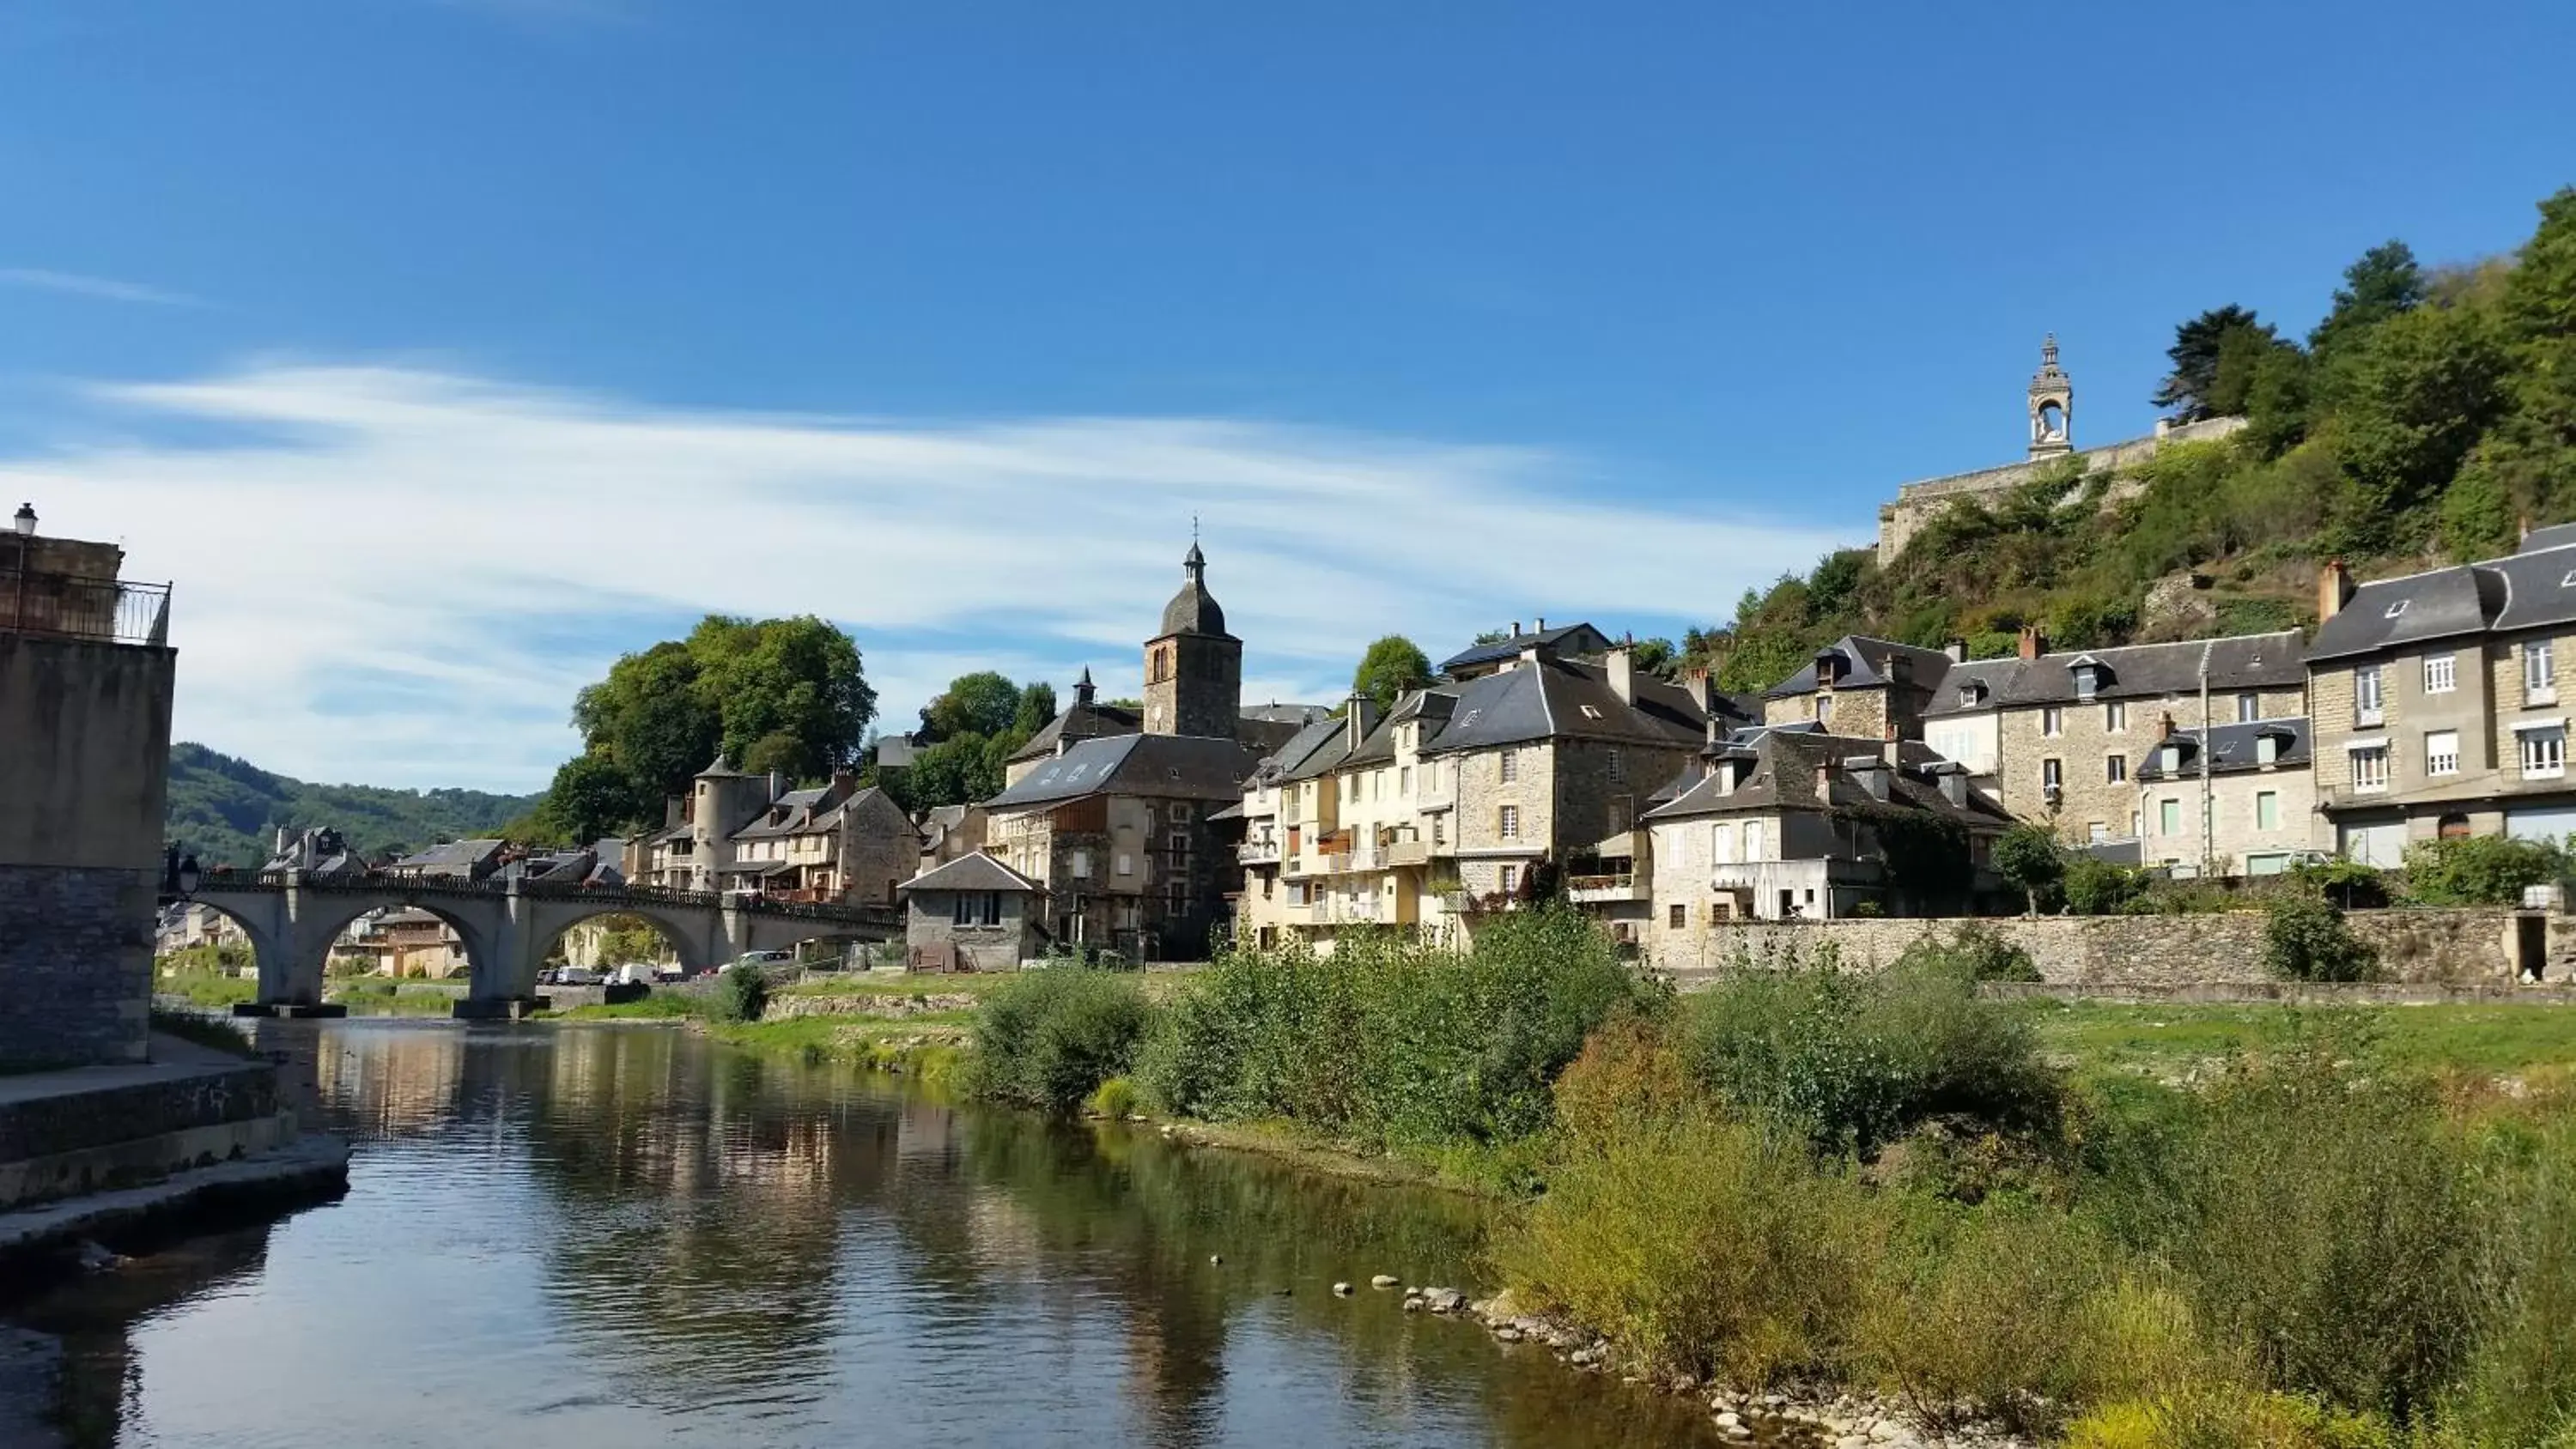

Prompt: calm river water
[{"left": 4, "top": 1022, "right": 1725, "bottom": 1448}]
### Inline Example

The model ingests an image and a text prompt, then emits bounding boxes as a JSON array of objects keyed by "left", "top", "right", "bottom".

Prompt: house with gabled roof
[
  {"left": 1437, "top": 620, "right": 1616, "bottom": 681},
  {"left": 2308, "top": 528, "right": 2576, "bottom": 864},
  {"left": 897, "top": 851, "right": 1046, "bottom": 972},
  {"left": 1760, "top": 634, "right": 1957, "bottom": 738}
]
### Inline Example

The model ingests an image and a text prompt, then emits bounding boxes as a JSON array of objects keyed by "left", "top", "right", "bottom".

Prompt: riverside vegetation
[{"left": 947, "top": 907, "right": 2576, "bottom": 1448}]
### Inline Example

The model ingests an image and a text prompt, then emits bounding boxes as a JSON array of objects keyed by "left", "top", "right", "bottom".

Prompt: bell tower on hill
[{"left": 1142, "top": 538, "right": 1242, "bottom": 740}]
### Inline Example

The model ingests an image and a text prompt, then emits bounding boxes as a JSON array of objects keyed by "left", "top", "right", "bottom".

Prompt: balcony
[
  {"left": 1383, "top": 838, "right": 1431, "bottom": 868},
  {"left": 1565, "top": 872, "right": 1641, "bottom": 904},
  {"left": 1238, "top": 838, "right": 1281, "bottom": 865}
]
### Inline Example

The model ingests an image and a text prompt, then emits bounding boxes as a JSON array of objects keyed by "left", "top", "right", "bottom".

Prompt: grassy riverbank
[{"left": 935, "top": 914, "right": 2576, "bottom": 1448}]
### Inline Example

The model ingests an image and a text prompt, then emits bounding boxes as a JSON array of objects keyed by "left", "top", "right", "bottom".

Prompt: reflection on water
[{"left": 6, "top": 1022, "right": 1722, "bottom": 1447}]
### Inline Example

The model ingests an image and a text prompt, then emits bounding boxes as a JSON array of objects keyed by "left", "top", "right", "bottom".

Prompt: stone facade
[
  {"left": 2312, "top": 631, "right": 2576, "bottom": 858},
  {"left": 901, "top": 891, "right": 1041, "bottom": 972},
  {"left": 1651, "top": 907, "right": 2547, "bottom": 986},
  {"left": 1996, "top": 687, "right": 2307, "bottom": 843},
  {"left": 0, "top": 865, "right": 156, "bottom": 1071}
]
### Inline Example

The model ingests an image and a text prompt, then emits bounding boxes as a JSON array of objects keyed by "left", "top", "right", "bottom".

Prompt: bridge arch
[
  {"left": 180, "top": 894, "right": 292, "bottom": 1003},
  {"left": 286, "top": 896, "right": 500, "bottom": 1008},
  {"left": 529, "top": 903, "right": 715, "bottom": 979}
]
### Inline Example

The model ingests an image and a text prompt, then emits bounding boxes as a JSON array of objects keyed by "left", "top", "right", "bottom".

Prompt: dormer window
[
  {"left": 2069, "top": 656, "right": 2105, "bottom": 700},
  {"left": 2256, "top": 733, "right": 2280, "bottom": 766},
  {"left": 2385, "top": 599, "right": 2410, "bottom": 619},
  {"left": 1958, "top": 683, "right": 1984, "bottom": 707}
]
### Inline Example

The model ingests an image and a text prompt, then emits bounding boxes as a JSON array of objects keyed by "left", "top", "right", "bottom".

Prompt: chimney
[
  {"left": 1883, "top": 722, "right": 1903, "bottom": 771},
  {"left": 768, "top": 770, "right": 785, "bottom": 803},
  {"left": 2017, "top": 626, "right": 2046, "bottom": 661},
  {"left": 1607, "top": 646, "right": 1636, "bottom": 705},
  {"left": 274, "top": 826, "right": 288, "bottom": 857},
  {"left": 1935, "top": 765, "right": 1968, "bottom": 808},
  {"left": 1682, "top": 666, "right": 1715, "bottom": 714},
  {"left": 2318, "top": 559, "right": 2353, "bottom": 621},
  {"left": 1945, "top": 637, "right": 1967, "bottom": 663},
  {"left": 1510, "top": 621, "right": 1522, "bottom": 638},
  {"left": 1844, "top": 755, "right": 1891, "bottom": 802},
  {"left": 1815, "top": 760, "right": 1835, "bottom": 797},
  {"left": 831, "top": 769, "right": 858, "bottom": 796},
  {"left": 2158, "top": 712, "right": 2178, "bottom": 741},
  {"left": 1346, "top": 692, "right": 1379, "bottom": 751},
  {"left": 1887, "top": 654, "right": 1912, "bottom": 687},
  {"left": 1535, "top": 616, "right": 1546, "bottom": 633}
]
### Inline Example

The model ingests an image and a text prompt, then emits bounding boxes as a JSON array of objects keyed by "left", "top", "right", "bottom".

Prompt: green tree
[
  {"left": 2328, "top": 302, "right": 2508, "bottom": 551},
  {"left": 572, "top": 640, "right": 721, "bottom": 809},
  {"left": 1991, "top": 825, "right": 2065, "bottom": 917},
  {"left": 689, "top": 615, "right": 877, "bottom": 779},
  {"left": 2309, "top": 239, "right": 2427, "bottom": 360},
  {"left": 1351, "top": 635, "right": 1433, "bottom": 714},
  {"left": 1014, "top": 681, "right": 1059, "bottom": 734},
  {"left": 2403, "top": 833, "right": 2568, "bottom": 906},
  {"left": 921, "top": 670, "right": 1024, "bottom": 741},
  {"left": 2153, "top": 305, "right": 2268, "bottom": 420},
  {"left": 1630, "top": 637, "right": 1679, "bottom": 678},
  {"left": 2205, "top": 317, "right": 2286, "bottom": 418},
  {"left": 536, "top": 750, "right": 639, "bottom": 844}
]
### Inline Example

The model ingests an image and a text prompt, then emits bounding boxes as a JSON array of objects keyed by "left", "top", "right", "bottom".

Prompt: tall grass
[{"left": 964, "top": 966, "right": 1155, "bottom": 1113}]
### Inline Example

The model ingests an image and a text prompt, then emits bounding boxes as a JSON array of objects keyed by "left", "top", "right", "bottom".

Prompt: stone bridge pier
[{"left": 190, "top": 881, "right": 894, "bottom": 1020}]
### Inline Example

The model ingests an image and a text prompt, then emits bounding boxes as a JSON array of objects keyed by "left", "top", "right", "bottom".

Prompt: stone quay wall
[
  {"left": 0, "top": 864, "right": 157, "bottom": 1071},
  {"left": 1656, "top": 906, "right": 2537, "bottom": 989}
]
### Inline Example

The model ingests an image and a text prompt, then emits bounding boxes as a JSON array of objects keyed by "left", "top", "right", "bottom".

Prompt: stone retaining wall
[
  {"left": 0, "top": 864, "right": 155, "bottom": 1070},
  {"left": 1655, "top": 908, "right": 2547, "bottom": 988}
]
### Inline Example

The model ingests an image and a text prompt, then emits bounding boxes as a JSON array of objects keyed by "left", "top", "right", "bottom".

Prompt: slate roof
[
  {"left": 900, "top": 851, "right": 1042, "bottom": 894},
  {"left": 1918, "top": 631, "right": 2306, "bottom": 717},
  {"left": 392, "top": 839, "right": 504, "bottom": 876},
  {"left": 2134, "top": 717, "right": 2312, "bottom": 781},
  {"left": 1261, "top": 712, "right": 1357, "bottom": 785},
  {"left": 1156, "top": 543, "right": 1233, "bottom": 639},
  {"left": 873, "top": 735, "right": 920, "bottom": 769},
  {"left": 697, "top": 754, "right": 754, "bottom": 779},
  {"left": 2521, "top": 523, "right": 2576, "bottom": 555},
  {"left": 1419, "top": 655, "right": 1704, "bottom": 755},
  {"left": 2307, "top": 564, "right": 2506, "bottom": 663},
  {"left": 1645, "top": 731, "right": 2009, "bottom": 829},
  {"left": 1436, "top": 622, "right": 1612, "bottom": 677},
  {"left": 1765, "top": 636, "right": 1959, "bottom": 700},
  {"left": 1005, "top": 698, "right": 1144, "bottom": 763},
  {"left": 984, "top": 732, "right": 1258, "bottom": 810},
  {"left": 732, "top": 785, "right": 837, "bottom": 840}
]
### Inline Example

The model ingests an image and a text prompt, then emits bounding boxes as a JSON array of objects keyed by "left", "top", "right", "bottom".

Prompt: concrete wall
[
  {"left": 1651, "top": 906, "right": 2544, "bottom": 987},
  {"left": 0, "top": 634, "right": 176, "bottom": 1070}
]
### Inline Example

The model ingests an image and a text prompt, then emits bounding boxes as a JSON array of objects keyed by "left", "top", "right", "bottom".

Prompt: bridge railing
[{"left": 194, "top": 868, "right": 897, "bottom": 929}]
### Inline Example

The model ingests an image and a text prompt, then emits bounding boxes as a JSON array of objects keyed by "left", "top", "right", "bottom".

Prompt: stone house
[
  {"left": 1234, "top": 640, "right": 1717, "bottom": 952},
  {"left": 897, "top": 852, "right": 1045, "bottom": 972},
  {"left": 1760, "top": 635, "right": 1955, "bottom": 738},
  {"left": 724, "top": 777, "right": 920, "bottom": 906},
  {"left": 342, "top": 906, "right": 467, "bottom": 979},
  {"left": 975, "top": 541, "right": 1266, "bottom": 961},
  {"left": 1436, "top": 620, "right": 1615, "bottom": 682},
  {"left": 1643, "top": 730, "right": 2011, "bottom": 972},
  {"left": 916, "top": 803, "right": 989, "bottom": 873},
  {"left": 2308, "top": 528, "right": 2576, "bottom": 864},
  {"left": 2134, "top": 717, "right": 2320, "bottom": 876},
  {"left": 1916, "top": 627, "right": 2307, "bottom": 861},
  {"left": 1005, "top": 667, "right": 1324, "bottom": 788},
  {"left": 386, "top": 837, "right": 507, "bottom": 883}
]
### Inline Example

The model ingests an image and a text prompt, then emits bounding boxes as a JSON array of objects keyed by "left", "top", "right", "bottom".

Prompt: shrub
[
  {"left": 2064, "top": 1389, "right": 2397, "bottom": 1449},
  {"left": 2263, "top": 895, "right": 2379, "bottom": 983},
  {"left": 2438, "top": 1112, "right": 2576, "bottom": 1446},
  {"left": 1686, "top": 951, "right": 2062, "bottom": 1159},
  {"left": 1134, "top": 906, "right": 1653, "bottom": 1149},
  {"left": 2154, "top": 1027, "right": 2486, "bottom": 1421},
  {"left": 1994, "top": 824, "right": 2067, "bottom": 914},
  {"left": 710, "top": 964, "right": 770, "bottom": 1022},
  {"left": 1894, "top": 923, "right": 2041, "bottom": 983},
  {"left": 2403, "top": 834, "right": 2569, "bottom": 906},
  {"left": 1084, "top": 1075, "right": 1141, "bottom": 1120},
  {"left": 1857, "top": 1201, "right": 2116, "bottom": 1435},
  {"left": 2064, "top": 857, "right": 2151, "bottom": 916},
  {"left": 2293, "top": 857, "right": 2393, "bottom": 909},
  {"left": 967, "top": 966, "right": 1155, "bottom": 1113},
  {"left": 1495, "top": 1024, "right": 1876, "bottom": 1385}
]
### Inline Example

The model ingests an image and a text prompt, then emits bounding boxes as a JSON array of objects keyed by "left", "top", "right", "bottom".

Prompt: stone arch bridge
[{"left": 191, "top": 875, "right": 899, "bottom": 1017}]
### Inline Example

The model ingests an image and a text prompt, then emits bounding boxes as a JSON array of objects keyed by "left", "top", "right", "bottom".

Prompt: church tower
[
  {"left": 1142, "top": 539, "right": 1242, "bottom": 739},
  {"left": 2027, "top": 333, "right": 2074, "bottom": 458}
]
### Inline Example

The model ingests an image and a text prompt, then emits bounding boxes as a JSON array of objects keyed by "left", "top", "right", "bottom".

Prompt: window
[
  {"left": 2351, "top": 745, "right": 2391, "bottom": 792},
  {"left": 1498, "top": 749, "right": 1518, "bottom": 783},
  {"left": 2354, "top": 665, "right": 2384, "bottom": 723},
  {"left": 1814, "top": 694, "right": 1832, "bottom": 724},
  {"left": 2237, "top": 693, "right": 2259, "bottom": 723},
  {"left": 1668, "top": 903, "right": 1686, "bottom": 930},
  {"left": 1607, "top": 747, "right": 1625, "bottom": 782},
  {"left": 2160, "top": 798, "right": 2182, "bottom": 836},
  {"left": 951, "top": 892, "right": 1001, "bottom": 927},
  {"left": 1498, "top": 804, "right": 1520, "bottom": 839},
  {"left": 1958, "top": 685, "right": 1978, "bottom": 707},
  {"left": 2104, "top": 701, "right": 2127, "bottom": 732},
  {"left": 1742, "top": 820, "right": 1764, "bottom": 861},
  {"left": 1172, "top": 803, "right": 1191, "bottom": 824},
  {"left": 1711, "top": 822, "right": 1734, "bottom": 864},
  {"left": 2041, "top": 706, "right": 2064, "bottom": 737},
  {"left": 2106, "top": 754, "right": 2128, "bottom": 784},
  {"left": 1399, "top": 766, "right": 1411, "bottom": 796},
  {"left": 2074, "top": 665, "right": 2099, "bottom": 700},
  {"left": 2424, "top": 652, "right": 2457, "bottom": 694},
  {"left": 2256, "top": 791, "right": 2280, "bottom": 831},
  {"left": 2528, "top": 640, "right": 2557, "bottom": 702},
  {"left": 1070, "top": 849, "right": 1092, "bottom": 879},
  {"left": 1116, "top": 852, "right": 1134, "bottom": 876},
  {"left": 2042, "top": 757, "right": 2063, "bottom": 791},
  {"left": 2521, "top": 725, "right": 2567, "bottom": 780},
  {"left": 1498, "top": 864, "right": 1519, "bottom": 895},
  {"left": 2087, "top": 822, "right": 2108, "bottom": 844},
  {"left": 2385, "top": 599, "right": 2410, "bottom": 619},
  {"left": 2425, "top": 729, "right": 2460, "bottom": 777},
  {"left": 1342, "top": 775, "right": 1356, "bottom": 802}
]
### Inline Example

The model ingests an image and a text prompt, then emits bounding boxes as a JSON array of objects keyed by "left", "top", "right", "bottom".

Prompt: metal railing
[{"left": 0, "top": 567, "right": 171, "bottom": 646}]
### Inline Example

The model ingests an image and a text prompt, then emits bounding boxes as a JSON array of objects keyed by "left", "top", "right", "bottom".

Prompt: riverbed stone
[
  {"left": 1369, "top": 1273, "right": 1398, "bottom": 1289},
  {"left": 1331, "top": 1281, "right": 1352, "bottom": 1296}
]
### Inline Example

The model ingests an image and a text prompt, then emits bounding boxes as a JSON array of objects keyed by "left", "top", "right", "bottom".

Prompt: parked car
[
  {"left": 652, "top": 966, "right": 686, "bottom": 985},
  {"left": 556, "top": 967, "right": 603, "bottom": 986},
  {"left": 727, "top": 949, "right": 793, "bottom": 971}
]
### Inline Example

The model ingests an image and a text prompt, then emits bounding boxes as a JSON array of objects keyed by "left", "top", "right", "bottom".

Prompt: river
[{"left": 3, "top": 1022, "right": 1728, "bottom": 1448}]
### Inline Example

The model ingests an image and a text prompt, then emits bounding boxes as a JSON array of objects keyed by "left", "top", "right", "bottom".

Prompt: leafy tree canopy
[{"left": 1351, "top": 634, "right": 1433, "bottom": 714}]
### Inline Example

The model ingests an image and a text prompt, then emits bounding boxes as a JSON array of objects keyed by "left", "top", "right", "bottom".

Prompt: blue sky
[{"left": 3, "top": 1, "right": 2571, "bottom": 791}]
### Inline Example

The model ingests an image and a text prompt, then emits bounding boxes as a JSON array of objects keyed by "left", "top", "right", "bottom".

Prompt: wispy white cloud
[
  {"left": 0, "top": 267, "right": 209, "bottom": 308},
  {"left": 2, "top": 363, "right": 1852, "bottom": 791}
]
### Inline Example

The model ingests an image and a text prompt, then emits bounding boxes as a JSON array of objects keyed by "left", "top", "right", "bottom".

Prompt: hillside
[
  {"left": 165, "top": 743, "right": 541, "bottom": 868},
  {"left": 1699, "top": 186, "right": 2576, "bottom": 693}
]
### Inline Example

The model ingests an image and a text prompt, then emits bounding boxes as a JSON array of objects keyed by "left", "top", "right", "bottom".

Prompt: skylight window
[
  {"left": 2385, "top": 599, "right": 2410, "bottom": 619},
  {"left": 2561, "top": 570, "right": 2576, "bottom": 588},
  {"left": 1580, "top": 704, "right": 1603, "bottom": 719}
]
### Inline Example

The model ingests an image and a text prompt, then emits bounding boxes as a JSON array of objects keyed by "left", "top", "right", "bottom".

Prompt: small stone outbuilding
[{"left": 897, "top": 851, "right": 1044, "bottom": 972}]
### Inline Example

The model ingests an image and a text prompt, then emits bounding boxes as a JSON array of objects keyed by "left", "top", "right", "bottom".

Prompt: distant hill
[{"left": 165, "top": 743, "right": 542, "bottom": 868}]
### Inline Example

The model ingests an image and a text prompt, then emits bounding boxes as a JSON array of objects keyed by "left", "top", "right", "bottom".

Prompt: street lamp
[
  {"left": 11, "top": 503, "right": 32, "bottom": 537},
  {"left": 164, "top": 845, "right": 203, "bottom": 900}
]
